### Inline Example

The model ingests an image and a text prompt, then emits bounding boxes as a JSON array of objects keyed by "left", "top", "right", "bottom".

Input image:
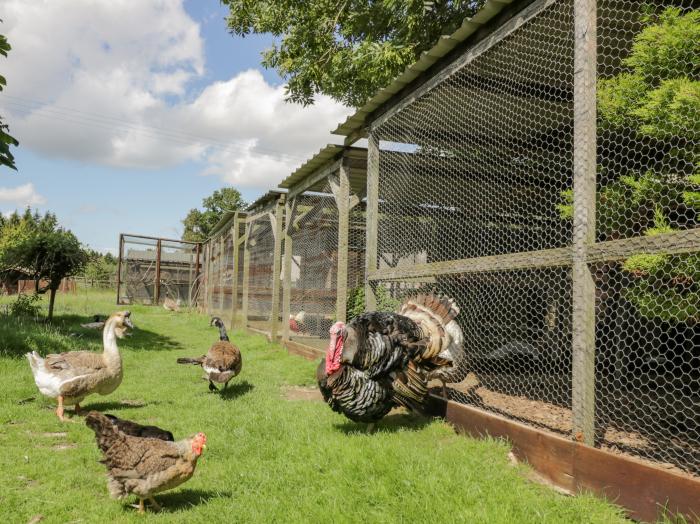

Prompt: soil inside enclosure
[{"left": 438, "top": 376, "right": 700, "bottom": 479}]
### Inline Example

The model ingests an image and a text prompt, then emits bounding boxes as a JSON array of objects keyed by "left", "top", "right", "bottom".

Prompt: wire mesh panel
[
  {"left": 118, "top": 235, "right": 200, "bottom": 307},
  {"left": 246, "top": 215, "right": 277, "bottom": 333},
  {"left": 592, "top": 0, "right": 699, "bottom": 476},
  {"left": 375, "top": 0, "right": 574, "bottom": 268},
  {"left": 288, "top": 191, "right": 339, "bottom": 345},
  {"left": 120, "top": 235, "right": 158, "bottom": 305},
  {"left": 367, "top": 0, "right": 698, "bottom": 477},
  {"left": 159, "top": 240, "right": 200, "bottom": 306}
]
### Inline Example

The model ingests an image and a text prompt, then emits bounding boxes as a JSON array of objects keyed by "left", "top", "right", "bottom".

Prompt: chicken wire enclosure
[
  {"left": 241, "top": 191, "right": 286, "bottom": 338},
  {"left": 279, "top": 146, "right": 367, "bottom": 351},
  {"left": 333, "top": 0, "right": 699, "bottom": 478},
  {"left": 203, "top": 210, "right": 247, "bottom": 326},
  {"left": 117, "top": 234, "right": 201, "bottom": 307}
]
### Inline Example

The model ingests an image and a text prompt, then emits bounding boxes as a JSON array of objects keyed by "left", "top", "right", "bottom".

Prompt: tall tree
[
  {"left": 223, "top": 1, "right": 483, "bottom": 107},
  {"left": 0, "top": 24, "right": 19, "bottom": 170},
  {"left": 182, "top": 187, "right": 247, "bottom": 242}
]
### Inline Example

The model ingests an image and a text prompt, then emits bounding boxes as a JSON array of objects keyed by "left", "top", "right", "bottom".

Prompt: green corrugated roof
[
  {"left": 279, "top": 144, "right": 344, "bottom": 189},
  {"left": 332, "top": 0, "right": 519, "bottom": 138}
]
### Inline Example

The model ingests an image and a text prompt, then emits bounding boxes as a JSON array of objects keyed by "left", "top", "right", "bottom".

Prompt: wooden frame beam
[
  {"left": 229, "top": 213, "right": 241, "bottom": 328},
  {"left": 281, "top": 198, "right": 295, "bottom": 341},
  {"left": 270, "top": 196, "right": 285, "bottom": 339},
  {"left": 571, "top": 0, "right": 597, "bottom": 446}
]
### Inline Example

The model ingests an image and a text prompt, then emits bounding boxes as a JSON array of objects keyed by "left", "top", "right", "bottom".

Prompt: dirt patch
[
  {"left": 17, "top": 476, "right": 40, "bottom": 488},
  {"left": 442, "top": 378, "right": 700, "bottom": 478},
  {"left": 52, "top": 443, "right": 78, "bottom": 451},
  {"left": 282, "top": 386, "right": 323, "bottom": 402},
  {"left": 41, "top": 432, "right": 68, "bottom": 438},
  {"left": 120, "top": 399, "right": 146, "bottom": 407}
]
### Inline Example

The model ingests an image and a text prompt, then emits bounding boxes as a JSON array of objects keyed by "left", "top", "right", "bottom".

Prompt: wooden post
[
  {"left": 241, "top": 222, "right": 251, "bottom": 328},
  {"left": 204, "top": 242, "right": 212, "bottom": 314},
  {"left": 336, "top": 161, "right": 351, "bottom": 322},
  {"left": 116, "top": 234, "right": 124, "bottom": 305},
  {"left": 270, "top": 196, "right": 285, "bottom": 339},
  {"left": 193, "top": 242, "right": 201, "bottom": 307},
  {"left": 281, "top": 199, "right": 294, "bottom": 341},
  {"left": 572, "top": 0, "right": 597, "bottom": 446},
  {"left": 230, "top": 213, "right": 241, "bottom": 328},
  {"left": 218, "top": 234, "right": 226, "bottom": 313},
  {"left": 154, "top": 239, "right": 162, "bottom": 305},
  {"left": 365, "top": 132, "right": 380, "bottom": 311}
]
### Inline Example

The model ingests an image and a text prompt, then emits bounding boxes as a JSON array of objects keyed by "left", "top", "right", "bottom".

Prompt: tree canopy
[
  {"left": 0, "top": 25, "right": 19, "bottom": 171},
  {"left": 223, "top": 0, "right": 483, "bottom": 106},
  {"left": 0, "top": 209, "right": 87, "bottom": 320},
  {"left": 559, "top": 7, "right": 699, "bottom": 323},
  {"left": 182, "top": 187, "right": 247, "bottom": 242}
]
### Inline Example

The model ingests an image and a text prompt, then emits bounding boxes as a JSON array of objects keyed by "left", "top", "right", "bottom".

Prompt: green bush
[
  {"left": 7, "top": 293, "right": 42, "bottom": 318},
  {"left": 558, "top": 7, "right": 699, "bottom": 323}
]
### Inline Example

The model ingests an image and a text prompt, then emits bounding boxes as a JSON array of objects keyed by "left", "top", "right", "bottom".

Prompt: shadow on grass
[
  {"left": 218, "top": 380, "right": 254, "bottom": 401},
  {"left": 82, "top": 400, "right": 161, "bottom": 412},
  {"left": 150, "top": 488, "right": 231, "bottom": 512},
  {"left": 334, "top": 412, "right": 434, "bottom": 435},
  {"left": 0, "top": 312, "right": 182, "bottom": 359}
]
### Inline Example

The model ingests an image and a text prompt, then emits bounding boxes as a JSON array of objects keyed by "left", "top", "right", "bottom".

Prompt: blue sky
[{"left": 0, "top": 0, "right": 349, "bottom": 253}]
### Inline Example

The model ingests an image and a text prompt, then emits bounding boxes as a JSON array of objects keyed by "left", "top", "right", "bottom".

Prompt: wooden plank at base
[
  {"left": 284, "top": 340, "right": 325, "bottom": 361},
  {"left": 435, "top": 397, "right": 700, "bottom": 522},
  {"left": 441, "top": 398, "right": 575, "bottom": 492},
  {"left": 574, "top": 443, "right": 700, "bottom": 523}
]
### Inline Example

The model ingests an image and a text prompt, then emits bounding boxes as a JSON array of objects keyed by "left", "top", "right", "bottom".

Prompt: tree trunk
[{"left": 48, "top": 287, "right": 57, "bottom": 321}]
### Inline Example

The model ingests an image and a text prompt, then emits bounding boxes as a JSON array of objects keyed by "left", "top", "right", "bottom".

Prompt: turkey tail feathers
[
  {"left": 176, "top": 356, "right": 205, "bottom": 365},
  {"left": 400, "top": 290, "right": 459, "bottom": 325}
]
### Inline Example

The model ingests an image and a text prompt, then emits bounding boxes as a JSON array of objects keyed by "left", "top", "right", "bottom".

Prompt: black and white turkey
[{"left": 316, "top": 292, "right": 467, "bottom": 431}]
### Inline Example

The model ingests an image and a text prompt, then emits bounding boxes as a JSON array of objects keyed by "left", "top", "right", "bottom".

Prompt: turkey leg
[{"left": 148, "top": 497, "right": 162, "bottom": 511}]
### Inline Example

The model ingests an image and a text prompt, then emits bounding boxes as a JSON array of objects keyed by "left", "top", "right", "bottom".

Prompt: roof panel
[{"left": 332, "top": 0, "right": 523, "bottom": 138}]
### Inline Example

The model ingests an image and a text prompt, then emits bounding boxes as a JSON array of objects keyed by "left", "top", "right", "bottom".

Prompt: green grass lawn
[{"left": 0, "top": 290, "right": 630, "bottom": 523}]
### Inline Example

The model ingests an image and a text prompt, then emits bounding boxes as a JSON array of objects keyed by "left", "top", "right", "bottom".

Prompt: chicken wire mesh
[
  {"left": 118, "top": 235, "right": 200, "bottom": 307},
  {"left": 287, "top": 188, "right": 366, "bottom": 349},
  {"left": 246, "top": 214, "right": 282, "bottom": 335},
  {"left": 368, "top": 0, "right": 699, "bottom": 477}
]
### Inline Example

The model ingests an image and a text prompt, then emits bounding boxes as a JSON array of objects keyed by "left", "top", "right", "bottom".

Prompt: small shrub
[{"left": 8, "top": 293, "right": 43, "bottom": 318}]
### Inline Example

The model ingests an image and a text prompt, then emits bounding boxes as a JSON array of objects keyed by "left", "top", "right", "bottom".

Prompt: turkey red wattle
[{"left": 325, "top": 321, "right": 345, "bottom": 375}]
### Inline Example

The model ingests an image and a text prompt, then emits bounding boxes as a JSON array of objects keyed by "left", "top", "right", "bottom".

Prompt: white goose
[{"left": 26, "top": 311, "right": 133, "bottom": 421}]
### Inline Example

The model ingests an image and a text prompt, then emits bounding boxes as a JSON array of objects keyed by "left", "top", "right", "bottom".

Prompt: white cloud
[
  {"left": 0, "top": 0, "right": 351, "bottom": 190},
  {"left": 0, "top": 183, "right": 47, "bottom": 207}
]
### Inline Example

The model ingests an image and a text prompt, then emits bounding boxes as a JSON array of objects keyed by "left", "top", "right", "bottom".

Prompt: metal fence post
[
  {"left": 336, "top": 161, "right": 351, "bottom": 322},
  {"left": 154, "top": 239, "right": 162, "bottom": 305},
  {"left": 572, "top": 0, "right": 597, "bottom": 446},
  {"left": 270, "top": 196, "right": 285, "bottom": 339},
  {"left": 365, "top": 132, "right": 380, "bottom": 311},
  {"left": 281, "top": 199, "right": 294, "bottom": 341}
]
